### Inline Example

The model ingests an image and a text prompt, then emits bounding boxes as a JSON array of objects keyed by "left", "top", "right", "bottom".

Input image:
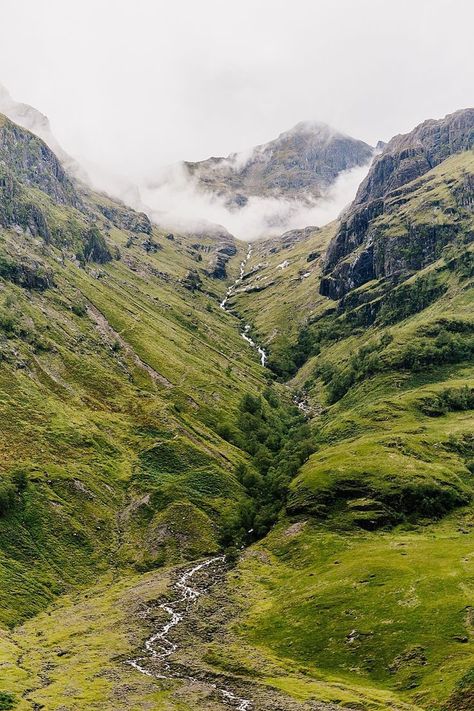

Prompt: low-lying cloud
[{"left": 139, "top": 162, "right": 371, "bottom": 241}]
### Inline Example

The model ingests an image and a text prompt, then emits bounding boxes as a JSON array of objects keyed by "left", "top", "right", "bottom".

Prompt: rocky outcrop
[
  {"left": 0, "top": 169, "right": 51, "bottom": 240},
  {"left": 0, "top": 253, "right": 55, "bottom": 290},
  {"left": 186, "top": 226, "right": 237, "bottom": 279},
  {"left": 205, "top": 241, "right": 237, "bottom": 279},
  {"left": 82, "top": 226, "right": 113, "bottom": 264},
  {"left": 354, "top": 108, "right": 474, "bottom": 207},
  {"left": 184, "top": 121, "right": 373, "bottom": 205},
  {"left": 0, "top": 83, "right": 87, "bottom": 182},
  {"left": 97, "top": 202, "right": 152, "bottom": 235},
  {"left": 182, "top": 269, "right": 202, "bottom": 291},
  {"left": 320, "top": 109, "right": 474, "bottom": 300},
  {"left": 0, "top": 113, "right": 80, "bottom": 207}
]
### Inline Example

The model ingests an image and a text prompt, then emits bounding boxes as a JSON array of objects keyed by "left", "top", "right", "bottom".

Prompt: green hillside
[
  {"left": 0, "top": 108, "right": 473, "bottom": 711},
  {"left": 0, "top": 112, "right": 280, "bottom": 629},
  {"left": 227, "top": 125, "right": 474, "bottom": 710}
]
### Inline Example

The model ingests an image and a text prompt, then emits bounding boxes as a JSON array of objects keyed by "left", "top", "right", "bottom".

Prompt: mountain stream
[
  {"left": 220, "top": 246, "right": 267, "bottom": 366},
  {"left": 127, "top": 556, "right": 252, "bottom": 710}
]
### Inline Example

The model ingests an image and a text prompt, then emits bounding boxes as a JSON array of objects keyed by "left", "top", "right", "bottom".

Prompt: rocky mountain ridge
[
  {"left": 182, "top": 120, "right": 374, "bottom": 207},
  {"left": 320, "top": 108, "right": 474, "bottom": 299}
]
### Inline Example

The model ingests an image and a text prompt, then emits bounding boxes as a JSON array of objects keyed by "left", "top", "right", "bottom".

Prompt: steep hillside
[
  {"left": 227, "top": 110, "right": 474, "bottom": 710},
  {"left": 0, "top": 105, "right": 473, "bottom": 711},
  {"left": 182, "top": 121, "right": 373, "bottom": 207},
  {"left": 0, "top": 83, "right": 86, "bottom": 181},
  {"left": 0, "top": 113, "right": 284, "bottom": 629}
]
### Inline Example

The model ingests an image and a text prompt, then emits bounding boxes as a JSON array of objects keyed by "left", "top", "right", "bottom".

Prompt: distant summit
[{"left": 180, "top": 120, "right": 374, "bottom": 207}]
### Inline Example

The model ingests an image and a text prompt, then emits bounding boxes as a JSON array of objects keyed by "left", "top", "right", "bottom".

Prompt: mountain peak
[
  {"left": 279, "top": 120, "right": 340, "bottom": 139},
  {"left": 182, "top": 120, "right": 373, "bottom": 208},
  {"left": 0, "top": 82, "right": 87, "bottom": 182}
]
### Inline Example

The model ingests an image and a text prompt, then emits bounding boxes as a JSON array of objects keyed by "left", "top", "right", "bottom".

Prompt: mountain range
[{"left": 0, "top": 91, "right": 472, "bottom": 711}]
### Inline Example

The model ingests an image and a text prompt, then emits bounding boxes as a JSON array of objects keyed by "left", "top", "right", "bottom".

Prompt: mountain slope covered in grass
[
  {"left": 227, "top": 109, "right": 474, "bottom": 710},
  {"left": 0, "top": 111, "right": 287, "bottom": 628},
  {"left": 0, "top": 107, "right": 473, "bottom": 711}
]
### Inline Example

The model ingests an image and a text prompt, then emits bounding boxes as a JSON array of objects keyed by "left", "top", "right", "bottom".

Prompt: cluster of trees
[
  {"left": 316, "top": 333, "right": 393, "bottom": 403},
  {"left": 419, "top": 386, "right": 474, "bottom": 417},
  {"left": 218, "top": 388, "right": 315, "bottom": 547},
  {"left": 267, "top": 315, "right": 350, "bottom": 380},
  {"left": 377, "top": 272, "right": 447, "bottom": 325}
]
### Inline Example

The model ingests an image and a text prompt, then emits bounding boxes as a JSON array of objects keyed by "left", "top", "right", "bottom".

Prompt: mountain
[
  {"left": 226, "top": 108, "right": 474, "bottom": 711},
  {"left": 320, "top": 108, "right": 474, "bottom": 299},
  {"left": 182, "top": 121, "right": 374, "bottom": 207},
  {"left": 0, "top": 83, "right": 87, "bottom": 182},
  {"left": 0, "top": 110, "right": 280, "bottom": 619},
  {"left": 0, "top": 105, "right": 473, "bottom": 711}
]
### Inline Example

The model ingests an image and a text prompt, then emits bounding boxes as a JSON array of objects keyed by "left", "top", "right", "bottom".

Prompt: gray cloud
[{"left": 1, "top": 0, "right": 472, "bottom": 192}]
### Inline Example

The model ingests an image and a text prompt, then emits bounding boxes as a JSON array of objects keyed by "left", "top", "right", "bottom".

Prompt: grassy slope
[
  {"left": 227, "top": 223, "right": 336, "bottom": 353},
  {"left": 233, "top": 513, "right": 473, "bottom": 711},
  {"left": 227, "top": 152, "right": 474, "bottom": 709},
  {"left": 0, "top": 176, "right": 272, "bottom": 629}
]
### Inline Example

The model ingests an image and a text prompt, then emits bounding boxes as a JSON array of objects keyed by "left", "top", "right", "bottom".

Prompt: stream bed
[
  {"left": 127, "top": 556, "right": 252, "bottom": 710},
  {"left": 220, "top": 246, "right": 267, "bottom": 367}
]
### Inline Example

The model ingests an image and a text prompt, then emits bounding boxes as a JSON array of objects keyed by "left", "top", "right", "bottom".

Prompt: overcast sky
[{"left": 1, "top": 0, "right": 473, "bottom": 182}]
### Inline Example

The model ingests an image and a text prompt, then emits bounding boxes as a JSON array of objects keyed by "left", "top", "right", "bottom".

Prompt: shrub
[
  {"left": 0, "top": 692, "right": 15, "bottom": 710},
  {"left": 0, "top": 481, "right": 16, "bottom": 516},
  {"left": 419, "top": 386, "right": 474, "bottom": 416},
  {"left": 71, "top": 302, "right": 87, "bottom": 317}
]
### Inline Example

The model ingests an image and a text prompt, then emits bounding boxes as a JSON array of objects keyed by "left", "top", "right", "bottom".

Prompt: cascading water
[
  {"left": 220, "top": 245, "right": 267, "bottom": 366},
  {"left": 127, "top": 557, "right": 252, "bottom": 710}
]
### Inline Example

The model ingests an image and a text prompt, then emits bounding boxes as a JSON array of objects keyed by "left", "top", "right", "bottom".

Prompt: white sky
[{"left": 1, "top": 0, "right": 473, "bottom": 183}]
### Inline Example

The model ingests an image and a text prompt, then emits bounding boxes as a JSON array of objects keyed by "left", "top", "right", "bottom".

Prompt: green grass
[
  {"left": 0, "top": 169, "right": 268, "bottom": 626},
  {"left": 234, "top": 514, "right": 474, "bottom": 709}
]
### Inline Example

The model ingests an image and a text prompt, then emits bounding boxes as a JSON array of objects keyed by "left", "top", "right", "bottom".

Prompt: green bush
[
  {"left": 0, "top": 692, "right": 15, "bottom": 710},
  {"left": 0, "top": 481, "right": 16, "bottom": 516},
  {"left": 419, "top": 386, "right": 474, "bottom": 416}
]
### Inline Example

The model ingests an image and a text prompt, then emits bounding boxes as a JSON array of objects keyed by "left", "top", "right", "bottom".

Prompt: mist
[
  {"left": 140, "top": 162, "right": 371, "bottom": 241},
  {"left": 0, "top": 0, "right": 472, "bottom": 241}
]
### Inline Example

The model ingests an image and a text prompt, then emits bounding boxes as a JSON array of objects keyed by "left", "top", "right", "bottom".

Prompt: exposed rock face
[
  {"left": 205, "top": 241, "right": 237, "bottom": 279},
  {"left": 320, "top": 109, "right": 474, "bottom": 300},
  {"left": 97, "top": 202, "right": 152, "bottom": 235},
  {"left": 0, "top": 83, "right": 87, "bottom": 182},
  {"left": 186, "top": 225, "right": 237, "bottom": 279},
  {"left": 0, "top": 172, "right": 51, "bottom": 240},
  {"left": 0, "top": 253, "right": 55, "bottom": 290},
  {"left": 0, "top": 113, "right": 80, "bottom": 207},
  {"left": 82, "top": 226, "right": 113, "bottom": 264},
  {"left": 354, "top": 108, "right": 474, "bottom": 206},
  {"left": 183, "top": 121, "right": 373, "bottom": 205}
]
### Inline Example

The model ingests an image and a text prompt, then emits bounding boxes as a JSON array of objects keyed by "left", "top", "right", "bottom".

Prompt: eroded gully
[
  {"left": 127, "top": 556, "right": 252, "bottom": 710},
  {"left": 220, "top": 245, "right": 267, "bottom": 367}
]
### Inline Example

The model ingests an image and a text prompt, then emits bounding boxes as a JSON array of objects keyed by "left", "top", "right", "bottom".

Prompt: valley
[{"left": 0, "top": 99, "right": 472, "bottom": 711}]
